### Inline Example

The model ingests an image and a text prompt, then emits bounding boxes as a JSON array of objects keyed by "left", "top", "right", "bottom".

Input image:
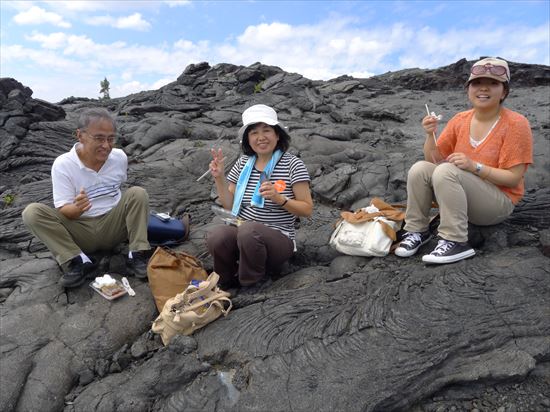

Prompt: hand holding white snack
[
  {"left": 425, "top": 104, "right": 443, "bottom": 120},
  {"left": 430, "top": 111, "right": 443, "bottom": 121},
  {"left": 424, "top": 104, "right": 441, "bottom": 146}
]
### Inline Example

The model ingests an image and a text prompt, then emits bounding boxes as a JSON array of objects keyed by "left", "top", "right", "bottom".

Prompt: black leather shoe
[
  {"left": 60, "top": 256, "right": 97, "bottom": 288},
  {"left": 126, "top": 250, "right": 151, "bottom": 279}
]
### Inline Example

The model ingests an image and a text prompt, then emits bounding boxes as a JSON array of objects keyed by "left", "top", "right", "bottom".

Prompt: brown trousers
[{"left": 206, "top": 221, "right": 294, "bottom": 287}]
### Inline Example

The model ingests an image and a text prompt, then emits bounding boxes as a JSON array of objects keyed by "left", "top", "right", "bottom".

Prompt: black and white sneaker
[
  {"left": 422, "top": 239, "right": 475, "bottom": 264},
  {"left": 395, "top": 230, "right": 432, "bottom": 257}
]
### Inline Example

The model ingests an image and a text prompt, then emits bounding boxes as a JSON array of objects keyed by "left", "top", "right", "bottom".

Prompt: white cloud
[
  {"left": 151, "top": 78, "right": 173, "bottom": 89},
  {"left": 42, "top": 0, "right": 190, "bottom": 14},
  {"left": 16, "top": 31, "right": 209, "bottom": 78},
  {"left": 113, "top": 77, "right": 173, "bottom": 97},
  {"left": 13, "top": 5, "right": 71, "bottom": 28},
  {"left": 25, "top": 32, "right": 68, "bottom": 49},
  {"left": 174, "top": 39, "right": 210, "bottom": 55},
  {"left": 349, "top": 70, "right": 376, "bottom": 79},
  {"left": 164, "top": 0, "right": 191, "bottom": 7},
  {"left": 217, "top": 20, "right": 399, "bottom": 76},
  {"left": 115, "top": 80, "right": 146, "bottom": 96},
  {"left": 45, "top": 1, "right": 108, "bottom": 12},
  {"left": 121, "top": 71, "right": 134, "bottom": 81},
  {"left": 218, "top": 19, "right": 550, "bottom": 78},
  {"left": 1, "top": 1, "right": 37, "bottom": 12},
  {"left": 7, "top": 72, "right": 100, "bottom": 102},
  {"left": 1, "top": 44, "right": 86, "bottom": 74},
  {"left": 398, "top": 23, "right": 550, "bottom": 69},
  {"left": 115, "top": 12, "right": 151, "bottom": 31},
  {"left": 238, "top": 22, "right": 295, "bottom": 45},
  {"left": 3, "top": 14, "right": 549, "bottom": 102},
  {"left": 85, "top": 12, "right": 151, "bottom": 31},
  {"left": 85, "top": 15, "right": 114, "bottom": 26},
  {"left": 63, "top": 35, "right": 106, "bottom": 58}
]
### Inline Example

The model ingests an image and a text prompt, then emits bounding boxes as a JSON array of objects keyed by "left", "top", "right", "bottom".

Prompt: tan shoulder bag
[{"left": 151, "top": 272, "right": 232, "bottom": 345}]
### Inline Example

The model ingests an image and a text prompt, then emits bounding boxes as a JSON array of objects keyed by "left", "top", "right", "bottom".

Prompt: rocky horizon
[{"left": 1, "top": 57, "right": 549, "bottom": 412}]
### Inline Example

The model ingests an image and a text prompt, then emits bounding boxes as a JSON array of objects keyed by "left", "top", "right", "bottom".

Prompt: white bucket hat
[{"left": 238, "top": 104, "right": 288, "bottom": 140}]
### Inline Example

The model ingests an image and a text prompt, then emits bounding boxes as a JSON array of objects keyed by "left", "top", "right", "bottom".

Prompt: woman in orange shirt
[{"left": 395, "top": 57, "right": 533, "bottom": 264}]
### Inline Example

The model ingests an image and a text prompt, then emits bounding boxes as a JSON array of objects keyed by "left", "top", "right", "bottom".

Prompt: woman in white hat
[
  {"left": 207, "top": 104, "right": 313, "bottom": 287},
  {"left": 395, "top": 57, "right": 533, "bottom": 264}
]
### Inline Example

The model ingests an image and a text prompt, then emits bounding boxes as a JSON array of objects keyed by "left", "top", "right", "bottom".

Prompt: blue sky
[{"left": 1, "top": 1, "right": 549, "bottom": 103}]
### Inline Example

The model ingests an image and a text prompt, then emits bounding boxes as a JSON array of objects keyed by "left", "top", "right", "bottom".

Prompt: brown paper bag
[{"left": 146, "top": 247, "right": 208, "bottom": 312}]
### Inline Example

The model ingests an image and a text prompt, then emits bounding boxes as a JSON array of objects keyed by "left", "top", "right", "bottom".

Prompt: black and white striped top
[{"left": 227, "top": 152, "right": 310, "bottom": 240}]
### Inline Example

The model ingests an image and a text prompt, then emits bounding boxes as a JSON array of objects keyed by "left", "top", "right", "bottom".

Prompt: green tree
[{"left": 99, "top": 77, "right": 110, "bottom": 100}]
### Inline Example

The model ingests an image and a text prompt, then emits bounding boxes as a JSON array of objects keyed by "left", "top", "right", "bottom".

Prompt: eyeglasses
[
  {"left": 83, "top": 131, "right": 116, "bottom": 144},
  {"left": 471, "top": 64, "right": 509, "bottom": 80}
]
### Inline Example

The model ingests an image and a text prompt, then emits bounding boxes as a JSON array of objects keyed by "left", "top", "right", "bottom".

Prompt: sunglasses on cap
[{"left": 470, "top": 64, "right": 509, "bottom": 80}]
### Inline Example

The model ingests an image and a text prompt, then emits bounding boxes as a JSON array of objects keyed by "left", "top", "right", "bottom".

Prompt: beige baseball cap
[{"left": 468, "top": 57, "right": 510, "bottom": 83}]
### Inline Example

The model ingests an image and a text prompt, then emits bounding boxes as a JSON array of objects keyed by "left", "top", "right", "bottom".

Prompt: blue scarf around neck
[{"left": 231, "top": 149, "right": 283, "bottom": 216}]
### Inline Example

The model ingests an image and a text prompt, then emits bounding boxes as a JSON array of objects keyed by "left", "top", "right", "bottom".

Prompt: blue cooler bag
[{"left": 147, "top": 212, "right": 190, "bottom": 246}]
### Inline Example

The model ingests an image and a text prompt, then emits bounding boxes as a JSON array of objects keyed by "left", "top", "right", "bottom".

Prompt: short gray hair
[{"left": 77, "top": 108, "right": 117, "bottom": 131}]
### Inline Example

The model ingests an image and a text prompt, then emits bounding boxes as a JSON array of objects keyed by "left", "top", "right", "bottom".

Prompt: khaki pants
[
  {"left": 404, "top": 161, "right": 514, "bottom": 243},
  {"left": 22, "top": 186, "right": 150, "bottom": 266}
]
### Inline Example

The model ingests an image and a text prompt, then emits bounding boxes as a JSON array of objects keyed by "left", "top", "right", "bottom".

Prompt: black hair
[
  {"left": 241, "top": 123, "right": 290, "bottom": 156},
  {"left": 501, "top": 81, "right": 510, "bottom": 102}
]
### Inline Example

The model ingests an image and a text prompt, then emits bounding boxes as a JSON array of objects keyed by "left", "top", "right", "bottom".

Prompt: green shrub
[
  {"left": 254, "top": 81, "right": 264, "bottom": 94},
  {"left": 3, "top": 194, "right": 15, "bottom": 206}
]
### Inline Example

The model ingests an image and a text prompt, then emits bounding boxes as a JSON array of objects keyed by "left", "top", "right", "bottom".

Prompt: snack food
[
  {"left": 273, "top": 180, "right": 286, "bottom": 193},
  {"left": 100, "top": 282, "right": 125, "bottom": 297},
  {"left": 91, "top": 274, "right": 127, "bottom": 300}
]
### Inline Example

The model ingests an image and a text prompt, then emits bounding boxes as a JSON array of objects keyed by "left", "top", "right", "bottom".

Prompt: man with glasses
[{"left": 22, "top": 108, "right": 151, "bottom": 287}]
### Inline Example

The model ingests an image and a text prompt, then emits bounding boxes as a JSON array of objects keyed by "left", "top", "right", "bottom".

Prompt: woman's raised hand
[
  {"left": 422, "top": 114, "right": 439, "bottom": 135},
  {"left": 209, "top": 148, "right": 225, "bottom": 179}
]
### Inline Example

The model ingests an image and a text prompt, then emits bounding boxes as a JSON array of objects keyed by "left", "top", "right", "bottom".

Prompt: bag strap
[
  {"left": 152, "top": 239, "right": 180, "bottom": 247},
  {"left": 173, "top": 290, "right": 231, "bottom": 313},
  {"left": 174, "top": 284, "right": 222, "bottom": 309},
  {"left": 173, "top": 296, "right": 233, "bottom": 324},
  {"left": 175, "top": 213, "right": 190, "bottom": 243},
  {"left": 165, "top": 247, "right": 205, "bottom": 270},
  {"left": 211, "top": 296, "right": 233, "bottom": 315},
  {"left": 184, "top": 272, "right": 220, "bottom": 302},
  {"left": 374, "top": 217, "right": 399, "bottom": 241},
  {"left": 341, "top": 210, "right": 405, "bottom": 224},
  {"left": 340, "top": 197, "right": 406, "bottom": 224}
]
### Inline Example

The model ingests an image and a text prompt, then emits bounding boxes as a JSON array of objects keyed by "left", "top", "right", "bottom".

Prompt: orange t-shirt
[{"left": 437, "top": 108, "right": 533, "bottom": 204}]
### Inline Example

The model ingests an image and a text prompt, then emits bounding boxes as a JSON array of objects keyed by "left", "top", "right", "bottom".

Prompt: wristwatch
[{"left": 475, "top": 162, "right": 484, "bottom": 174}]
